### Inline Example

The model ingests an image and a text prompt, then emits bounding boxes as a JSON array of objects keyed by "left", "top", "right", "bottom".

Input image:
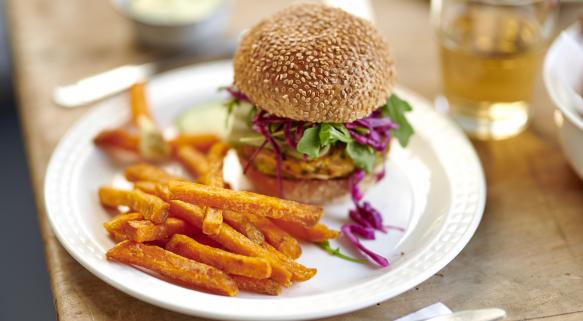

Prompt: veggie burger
[{"left": 225, "top": 3, "right": 413, "bottom": 205}]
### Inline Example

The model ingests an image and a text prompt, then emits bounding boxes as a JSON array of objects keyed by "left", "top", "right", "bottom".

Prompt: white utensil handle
[
  {"left": 422, "top": 308, "right": 506, "bottom": 321},
  {"left": 53, "top": 64, "right": 154, "bottom": 108}
]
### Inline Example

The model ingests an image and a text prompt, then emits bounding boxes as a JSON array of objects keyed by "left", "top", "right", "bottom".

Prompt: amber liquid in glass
[{"left": 439, "top": 6, "right": 546, "bottom": 139}]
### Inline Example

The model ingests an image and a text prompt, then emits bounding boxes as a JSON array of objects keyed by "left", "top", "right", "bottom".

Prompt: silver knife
[
  {"left": 53, "top": 39, "right": 236, "bottom": 108},
  {"left": 53, "top": 62, "right": 155, "bottom": 108},
  {"left": 420, "top": 308, "right": 506, "bottom": 321}
]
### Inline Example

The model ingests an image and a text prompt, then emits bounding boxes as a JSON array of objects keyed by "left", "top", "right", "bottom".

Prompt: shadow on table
[
  {"left": 0, "top": 106, "right": 56, "bottom": 321},
  {"left": 0, "top": 1, "right": 56, "bottom": 320}
]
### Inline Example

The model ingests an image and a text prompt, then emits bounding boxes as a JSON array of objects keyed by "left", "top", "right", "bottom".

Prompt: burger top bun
[{"left": 234, "top": 2, "right": 395, "bottom": 123}]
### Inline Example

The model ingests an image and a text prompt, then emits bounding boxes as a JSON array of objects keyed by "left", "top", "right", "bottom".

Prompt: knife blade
[
  {"left": 53, "top": 39, "right": 236, "bottom": 108},
  {"left": 420, "top": 308, "right": 506, "bottom": 321},
  {"left": 53, "top": 63, "right": 154, "bottom": 108}
]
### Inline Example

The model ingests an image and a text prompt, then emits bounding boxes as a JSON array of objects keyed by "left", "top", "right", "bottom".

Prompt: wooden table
[{"left": 8, "top": 1, "right": 583, "bottom": 320}]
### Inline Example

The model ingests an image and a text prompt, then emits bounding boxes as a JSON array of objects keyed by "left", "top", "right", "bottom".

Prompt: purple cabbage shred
[
  {"left": 347, "top": 224, "right": 376, "bottom": 240},
  {"left": 348, "top": 169, "right": 365, "bottom": 202},
  {"left": 225, "top": 86, "right": 250, "bottom": 102},
  {"left": 357, "top": 201, "right": 386, "bottom": 232},
  {"left": 341, "top": 225, "right": 389, "bottom": 267},
  {"left": 349, "top": 209, "right": 373, "bottom": 229},
  {"left": 346, "top": 111, "right": 398, "bottom": 153},
  {"left": 343, "top": 166, "right": 407, "bottom": 267},
  {"left": 244, "top": 107, "right": 307, "bottom": 196}
]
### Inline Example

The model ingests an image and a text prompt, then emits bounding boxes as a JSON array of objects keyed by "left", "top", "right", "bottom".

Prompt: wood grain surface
[{"left": 7, "top": 0, "right": 583, "bottom": 320}]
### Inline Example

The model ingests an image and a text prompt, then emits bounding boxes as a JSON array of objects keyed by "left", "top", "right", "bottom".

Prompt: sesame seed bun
[{"left": 233, "top": 3, "right": 395, "bottom": 123}]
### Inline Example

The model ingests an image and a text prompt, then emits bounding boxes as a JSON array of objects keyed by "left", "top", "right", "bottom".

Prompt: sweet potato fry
[
  {"left": 200, "top": 144, "right": 228, "bottom": 235},
  {"left": 125, "top": 163, "right": 183, "bottom": 184},
  {"left": 94, "top": 128, "right": 139, "bottom": 153},
  {"left": 207, "top": 142, "right": 230, "bottom": 163},
  {"left": 130, "top": 83, "right": 170, "bottom": 161},
  {"left": 124, "top": 218, "right": 194, "bottom": 243},
  {"left": 198, "top": 142, "right": 229, "bottom": 186},
  {"left": 230, "top": 275, "right": 282, "bottom": 296},
  {"left": 272, "top": 220, "right": 339, "bottom": 243},
  {"left": 176, "top": 145, "right": 209, "bottom": 178},
  {"left": 168, "top": 181, "right": 323, "bottom": 227},
  {"left": 191, "top": 233, "right": 224, "bottom": 249},
  {"left": 166, "top": 234, "right": 271, "bottom": 279},
  {"left": 126, "top": 220, "right": 167, "bottom": 242},
  {"left": 99, "top": 187, "right": 168, "bottom": 224},
  {"left": 130, "top": 83, "right": 152, "bottom": 126},
  {"left": 163, "top": 218, "right": 193, "bottom": 236},
  {"left": 178, "top": 142, "right": 229, "bottom": 235},
  {"left": 170, "top": 133, "right": 220, "bottom": 153},
  {"left": 169, "top": 200, "right": 293, "bottom": 286},
  {"left": 202, "top": 208, "right": 223, "bottom": 235},
  {"left": 222, "top": 210, "right": 265, "bottom": 244},
  {"left": 133, "top": 181, "right": 171, "bottom": 201},
  {"left": 106, "top": 240, "right": 238, "bottom": 296},
  {"left": 246, "top": 214, "right": 301, "bottom": 259},
  {"left": 103, "top": 212, "right": 144, "bottom": 242},
  {"left": 263, "top": 243, "right": 317, "bottom": 282},
  {"left": 104, "top": 213, "right": 192, "bottom": 243},
  {"left": 199, "top": 176, "right": 226, "bottom": 235}
]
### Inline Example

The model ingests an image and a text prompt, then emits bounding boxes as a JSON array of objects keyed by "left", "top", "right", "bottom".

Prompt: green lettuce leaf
[
  {"left": 296, "top": 127, "right": 321, "bottom": 159},
  {"left": 319, "top": 123, "right": 352, "bottom": 145},
  {"left": 346, "top": 141, "right": 375, "bottom": 172},
  {"left": 381, "top": 94, "right": 414, "bottom": 147}
]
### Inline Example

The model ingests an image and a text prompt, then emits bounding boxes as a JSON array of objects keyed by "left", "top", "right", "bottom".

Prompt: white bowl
[
  {"left": 544, "top": 22, "right": 583, "bottom": 179},
  {"left": 112, "top": 0, "right": 232, "bottom": 51}
]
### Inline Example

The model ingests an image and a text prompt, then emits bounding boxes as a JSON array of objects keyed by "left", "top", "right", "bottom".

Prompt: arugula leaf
[
  {"left": 319, "top": 123, "right": 352, "bottom": 145},
  {"left": 318, "top": 241, "right": 367, "bottom": 263},
  {"left": 296, "top": 127, "right": 321, "bottom": 159},
  {"left": 297, "top": 125, "right": 376, "bottom": 172},
  {"left": 293, "top": 94, "right": 413, "bottom": 171},
  {"left": 223, "top": 99, "right": 241, "bottom": 127},
  {"left": 382, "top": 94, "right": 414, "bottom": 147},
  {"left": 246, "top": 106, "right": 257, "bottom": 127},
  {"left": 225, "top": 99, "right": 239, "bottom": 115},
  {"left": 346, "top": 141, "right": 375, "bottom": 172}
]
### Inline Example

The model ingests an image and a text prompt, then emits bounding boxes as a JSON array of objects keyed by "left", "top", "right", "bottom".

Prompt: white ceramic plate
[
  {"left": 544, "top": 22, "right": 583, "bottom": 179},
  {"left": 45, "top": 60, "right": 485, "bottom": 321}
]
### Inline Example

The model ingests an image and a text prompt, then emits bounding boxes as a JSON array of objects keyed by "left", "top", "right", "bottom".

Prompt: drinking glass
[{"left": 432, "top": 0, "right": 558, "bottom": 140}]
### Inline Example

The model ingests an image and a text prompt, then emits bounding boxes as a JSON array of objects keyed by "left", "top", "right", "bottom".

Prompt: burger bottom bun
[{"left": 240, "top": 157, "right": 382, "bottom": 205}]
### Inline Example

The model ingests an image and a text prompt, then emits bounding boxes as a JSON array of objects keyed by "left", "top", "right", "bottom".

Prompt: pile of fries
[{"left": 94, "top": 83, "right": 338, "bottom": 296}]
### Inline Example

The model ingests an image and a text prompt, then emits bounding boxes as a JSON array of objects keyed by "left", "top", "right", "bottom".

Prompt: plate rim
[
  {"left": 44, "top": 60, "right": 486, "bottom": 321},
  {"left": 544, "top": 22, "right": 583, "bottom": 130}
]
